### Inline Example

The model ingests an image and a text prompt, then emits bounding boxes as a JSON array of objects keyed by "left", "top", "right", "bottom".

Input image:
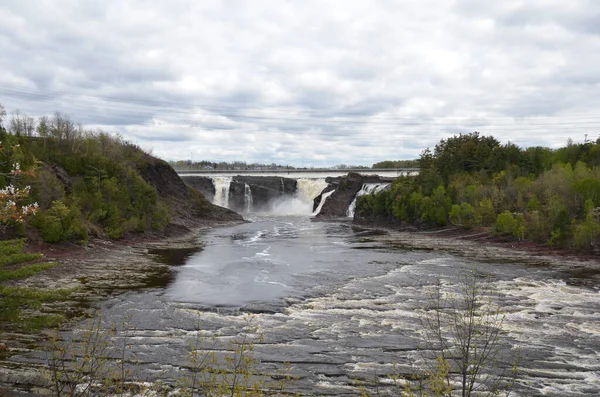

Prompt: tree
[
  {"left": 572, "top": 200, "right": 600, "bottom": 249},
  {"left": 9, "top": 110, "right": 36, "bottom": 136},
  {"left": 408, "top": 271, "right": 518, "bottom": 397},
  {"left": 0, "top": 132, "right": 39, "bottom": 231},
  {"left": 0, "top": 103, "right": 6, "bottom": 125}
]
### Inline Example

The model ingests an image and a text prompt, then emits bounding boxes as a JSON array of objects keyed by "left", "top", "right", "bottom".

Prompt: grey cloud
[{"left": 0, "top": 0, "right": 599, "bottom": 166}]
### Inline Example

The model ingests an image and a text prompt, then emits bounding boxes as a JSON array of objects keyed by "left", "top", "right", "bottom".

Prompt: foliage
[
  {"left": 34, "top": 200, "right": 87, "bottom": 243},
  {"left": 449, "top": 203, "right": 480, "bottom": 229},
  {"left": 44, "top": 315, "right": 295, "bottom": 396},
  {"left": 407, "top": 271, "right": 518, "bottom": 397},
  {"left": 0, "top": 239, "right": 74, "bottom": 332},
  {"left": 356, "top": 132, "right": 600, "bottom": 251},
  {"left": 0, "top": 131, "right": 39, "bottom": 231},
  {"left": 372, "top": 159, "right": 419, "bottom": 169},
  {"left": 0, "top": 238, "right": 42, "bottom": 265},
  {"left": 0, "top": 262, "right": 56, "bottom": 281},
  {"left": 178, "top": 316, "right": 295, "bottom": 396},
  {"left": 0, "top": 104, "right": 174, "bottom": 242},
  {"left": 495, "top": 211, "right": 516, "bottom": 236}
]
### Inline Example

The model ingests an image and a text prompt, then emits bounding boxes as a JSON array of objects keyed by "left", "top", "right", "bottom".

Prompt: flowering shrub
[{"left": 0, "top": 140, "right": 39, "bottom": 230}]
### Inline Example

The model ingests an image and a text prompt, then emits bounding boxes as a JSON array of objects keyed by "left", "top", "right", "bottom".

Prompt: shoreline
[
  {"left": 352, "top": 222, "right": 600, "bottom": 287},
  {"left": 1, "top": 217, "right": 599, "bottom": 394}
]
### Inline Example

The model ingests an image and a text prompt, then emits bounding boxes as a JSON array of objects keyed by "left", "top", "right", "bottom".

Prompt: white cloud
[{"left": 0, "top": 0, "right": 599, "bottom": 166}]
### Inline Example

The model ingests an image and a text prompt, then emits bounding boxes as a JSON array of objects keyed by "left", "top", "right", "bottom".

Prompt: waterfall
[
  {"left": 346, "top": 183, "right": 390, "bottom": 217},
  {"left": 244, "top": 183, "right": 253, "bottom": 213},
  {"left": 313, "top": 190, "right": 335, "bottom": 216},
  {"left": 270, "top": 178, "right": 328, "bottom": 215},
  {"left": 211, "top": 176, "right": 232, "bottom": 208},
  {"left": 296, "top": 178, "right": 328, "bottom": 204}
]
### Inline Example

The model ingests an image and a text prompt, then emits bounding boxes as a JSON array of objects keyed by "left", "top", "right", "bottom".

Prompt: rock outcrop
[
  {"left": 314, "top": 173, "right": 393, "bottom": 219},
  {"left": 229, "top": 176, "right": 297, "bottom": 212},
  {"left": 180, "top": 176, "right": 216, "bottom": 202},
  {"left": 137, "top": 156, "right": 243, "bottom": 225}
]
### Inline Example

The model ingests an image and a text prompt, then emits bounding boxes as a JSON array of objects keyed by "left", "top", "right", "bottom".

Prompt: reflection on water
[
  {"left": 162, "top": 216, "right": 401, "bottom": 307},
  {"left": 149, "top": 246, "right": 204, "bottom": 266}
]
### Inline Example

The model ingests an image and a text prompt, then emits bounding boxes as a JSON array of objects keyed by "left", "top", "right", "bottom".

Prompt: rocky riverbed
[{"left": 1, "top": 218, "right": 599, "bottom": 396}]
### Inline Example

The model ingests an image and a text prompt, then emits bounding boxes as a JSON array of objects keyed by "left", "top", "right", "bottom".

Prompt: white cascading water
[
  {"left": 211, "top": 176, "right": 232, "bottom": 208},
  {"left": 269, "top": 178, "right": 328, "bottom": 215},
  {"left": 244, "top": 183, "right": 253, "bottom": 213},
  {"left": 313, "top": 190, "right": 335, "bottom": 216},
  {"left": 346, "top": 183, "right": 390, "bottom": 217}
]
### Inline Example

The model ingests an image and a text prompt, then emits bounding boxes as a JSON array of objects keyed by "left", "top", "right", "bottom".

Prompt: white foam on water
[
  {"left": 210, "top": 176, "right": 232, "bottom": 208},
  {"left": 243, "top": 183, "right": 253, "bottom": 213},
  {"left": 346, "top": 183, "right": 391, "bottom": 217},
  {"left": 269, "top": 196, "right": 313, "bottom": 215},
  {"left": 313, "top": 190, "right": 335, "bottom": 216},
  {"left": 296, "top": 178, "right": 328, "bottom": 204}
]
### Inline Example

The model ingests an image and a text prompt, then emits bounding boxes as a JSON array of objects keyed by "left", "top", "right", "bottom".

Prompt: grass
[
  {"left": 0, "top": 262, "right": 57, "bottom": 281},
  {"left": 0, "top": 239, "right": 75, "bottom": 332},
  {"left": 0, "top": 238, "right": 43, "bottom": 266}
]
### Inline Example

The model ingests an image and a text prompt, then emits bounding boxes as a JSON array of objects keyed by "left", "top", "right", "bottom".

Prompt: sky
[{"left": 0, "top": 0, "right": 599, "bottom": 167}]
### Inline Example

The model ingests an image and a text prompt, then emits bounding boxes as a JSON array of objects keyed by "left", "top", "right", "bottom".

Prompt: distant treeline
[
  {"left": 371, "top": 159, "right": 419, "bottom": 169},
  {"left": 357, "top": 132, "right": 600, "bottom": 251},
  {"left": 170, "top": 160, "right": 371, "bottom": 170}
]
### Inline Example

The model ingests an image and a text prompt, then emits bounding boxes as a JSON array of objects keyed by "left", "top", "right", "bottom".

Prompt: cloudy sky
[{"left": 1, "top": 0, "right": 599, "bottom": 167}]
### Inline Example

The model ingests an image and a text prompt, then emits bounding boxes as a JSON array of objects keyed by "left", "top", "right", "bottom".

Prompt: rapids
[{"left": 20, "top": 214, "right": 599, "bottom": 396}]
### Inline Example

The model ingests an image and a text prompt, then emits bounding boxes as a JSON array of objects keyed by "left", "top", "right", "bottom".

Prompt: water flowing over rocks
[
  {"left": 2, "top": 215, "right": 600, "bottom": 396},
  {"left": 229, "top": 176, "right": 297, "bottom": 212},
  {"left": 314, "top": 173, "right": 393, "bottom": 219}
]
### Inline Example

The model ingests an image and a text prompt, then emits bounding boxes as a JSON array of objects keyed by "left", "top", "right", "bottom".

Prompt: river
[{"left": 28, "top": 213, "right": 598, "bottom": 396}]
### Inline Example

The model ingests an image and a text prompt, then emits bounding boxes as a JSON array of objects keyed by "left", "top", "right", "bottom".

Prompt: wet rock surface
[
  {"left": 2, "top": 217, "right": 600, "bottom": 396},
  {"left": 314, "top": 173, "right": 393, "bottom": 218},
  {"left": 229, "top": 175, "right": 297, "bottom": 212}
]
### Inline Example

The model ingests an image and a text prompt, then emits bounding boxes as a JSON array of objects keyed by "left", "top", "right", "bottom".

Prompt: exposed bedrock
[
  {"left": 229, "top": 176, "right": 297, "bottom": 212},
  {"left": 314, "top": 173, "right": 393, "bottom": 218},
  {"left": 138, "top": 159, "right": 242, "bottom": 223},
  {"left": 180, "top": 176, "right": 216, "bottom": 202}
]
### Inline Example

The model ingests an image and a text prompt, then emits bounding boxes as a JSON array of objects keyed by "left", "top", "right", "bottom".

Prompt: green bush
[
  {"left": 449, "top": 202, "right": 480, "bottom": 229},
  {"left": 35, "top": 200, "right": 88, "bottom": 243},
  {"left": 495, "top": 211, "right": 516, "bottom": 236}
]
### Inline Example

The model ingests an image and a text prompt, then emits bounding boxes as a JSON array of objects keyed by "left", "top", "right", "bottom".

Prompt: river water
[{"left": 25, "top": 214, "right": 600, "bottom": 395}]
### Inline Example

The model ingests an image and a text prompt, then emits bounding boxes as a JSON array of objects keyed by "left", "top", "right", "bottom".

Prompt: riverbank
[
  {"left": 2, "top": 217, "right": 599, "bottom": 395},
  {"left": 353, "top": 223, "right": 600, "bottom": 288},
  {"left": 0, "top": 219, "right": 243, "bottom": 345}
]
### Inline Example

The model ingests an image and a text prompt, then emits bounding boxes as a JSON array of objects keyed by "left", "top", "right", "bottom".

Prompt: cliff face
[
  {"left": 179, "top": 176, "right": 216, "bottom": 202},
  {"left": 314, "top": 173, "right": 393, "bottom": 219},
  {"left": 136, "top": 156, "right": 243, "bottom": 226},
  {"left": 229, "top": 176, "right": 297, "bottom": 212}
]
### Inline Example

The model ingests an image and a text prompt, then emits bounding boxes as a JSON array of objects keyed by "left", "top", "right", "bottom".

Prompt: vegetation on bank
[
  {"left": 0, "top": 239, "right": 75, "bottom": 332},
  {"left": 0, "top": 106, "right": 186, "bottom": 243},
  {"left": 357, "top": 132, "right": 600, "bottom": 251}
]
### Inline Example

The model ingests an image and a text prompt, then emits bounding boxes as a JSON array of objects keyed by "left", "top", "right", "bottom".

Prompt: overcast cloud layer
[{"left": 1, "top": 0, "right": 599, "bottom": 166}]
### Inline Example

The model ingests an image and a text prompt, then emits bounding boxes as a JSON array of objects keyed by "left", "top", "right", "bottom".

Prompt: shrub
[
  {"left": 35, "top": 200, "right": 87, "bottom": 243},
  {"left": 495, "top": 211, "right": 516, "bottom": 236}
]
